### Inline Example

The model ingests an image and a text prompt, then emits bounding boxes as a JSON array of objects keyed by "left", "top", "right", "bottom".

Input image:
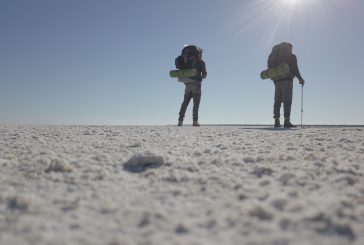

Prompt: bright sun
[
  {"left": 282, "top": 0, "right": 299, "bottom": 5},
  {"left": 229, "top": 0, "right": 318, "bottom": 49}
]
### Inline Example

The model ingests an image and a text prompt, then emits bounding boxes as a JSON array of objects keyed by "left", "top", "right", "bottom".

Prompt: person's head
[{"left": 197, "top": 47, "right": 203, "bottom": 59}]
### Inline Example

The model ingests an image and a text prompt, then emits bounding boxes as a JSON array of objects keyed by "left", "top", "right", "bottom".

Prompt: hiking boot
[
  {"left": 192, "top": 121, "right": 200, "bottom": 127},
  {"left": 284, "top": 118, "right": 296, "bottom": 128},
  {"left": 274, "top": 118, "right": 281, "bottom": 128},
  {"left": 178, "top": 121, "right": 183, "bottom": 126}
]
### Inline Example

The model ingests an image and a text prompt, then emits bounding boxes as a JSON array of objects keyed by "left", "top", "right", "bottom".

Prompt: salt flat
[{"left": 0, "top": 125, "right": 364, "bottom": 245}]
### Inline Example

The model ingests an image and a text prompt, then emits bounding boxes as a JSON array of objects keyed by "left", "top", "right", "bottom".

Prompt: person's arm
[
  {"left": 291, "top": 55, "right": 304, "bottom": 85},
  {"left": 201, "top": 60, "right": 207, "bottom": 79}
]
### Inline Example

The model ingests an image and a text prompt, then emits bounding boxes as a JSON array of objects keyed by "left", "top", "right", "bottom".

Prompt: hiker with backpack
[
  {"left": 175, "top": 45, "right": 207, "bottom": 127},
  {"left": 268, "top": 42, "right": 305, "bottom": 128}
]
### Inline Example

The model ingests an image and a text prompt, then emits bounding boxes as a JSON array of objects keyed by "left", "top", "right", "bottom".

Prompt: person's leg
[
  {"left": 191, "top": 84, "right": 201, "bottom": 125},
  {"left": 192, "top": 92, "right": 201, "bottom": 123},
  {"left": 282, "top": 80, "right": 295, "bottom": 127},
  {"left": 273, "top": 81, "right": 283, "bottom": 126},
  {"left": 282, "top": 80, "right": 293, "bottom": 119},
  {"left": 178, "top": 90, "right": 193, "bottom": 122}
]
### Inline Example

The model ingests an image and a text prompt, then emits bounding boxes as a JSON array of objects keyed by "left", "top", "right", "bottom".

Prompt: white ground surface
[{"left": 0, "top": 125, "right": 364, "bottom": 245}]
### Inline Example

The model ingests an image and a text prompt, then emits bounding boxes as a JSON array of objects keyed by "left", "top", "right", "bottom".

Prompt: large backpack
[
  {"left": 181, "top": 45, "right": 199, "bottom": 58},
  {"left": 175, "top": 45, "right": 199, "bottom": 70},
  {"left": 268, "top": 42, "right": 292, "bottom": 68}
]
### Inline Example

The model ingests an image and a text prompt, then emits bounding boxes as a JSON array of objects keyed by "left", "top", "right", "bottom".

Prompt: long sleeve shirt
[
  {"left": 289, "top": 54, "right": 303, "bottom": 81},
  {"left": 194, "top": 59, "right": 207, "bottom": 82}
]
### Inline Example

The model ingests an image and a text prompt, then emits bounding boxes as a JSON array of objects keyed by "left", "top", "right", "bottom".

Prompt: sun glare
[
  {"left": 227, "top": 0, "right": 322, "bottom": 50},
  {"left": 282, "top": 0, "right": 299, "bottom": 5}
]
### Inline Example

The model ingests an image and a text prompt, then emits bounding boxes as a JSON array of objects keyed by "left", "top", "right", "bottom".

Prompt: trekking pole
[{"left": 300, "top": 84, "right": 303, "bottom": 128}]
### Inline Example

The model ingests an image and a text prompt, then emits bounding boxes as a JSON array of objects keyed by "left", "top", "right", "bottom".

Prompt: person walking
[
  {"left": 269, "top": 42, "right": 305, "bottom": 128},
  {"left": 176, "top": 45, "right": 207, "bottom": 127}
]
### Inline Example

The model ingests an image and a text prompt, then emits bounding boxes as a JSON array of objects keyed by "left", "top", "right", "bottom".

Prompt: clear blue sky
[{"left": 1, "top": 0, "right": 363, "bottom": 125}]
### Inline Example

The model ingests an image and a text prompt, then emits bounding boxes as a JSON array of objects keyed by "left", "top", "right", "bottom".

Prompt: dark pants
[
  {"left": 273, "top": 79, "right": 293, "bottom": 119},
  {"left": 178, "top": 83, "right": 201, "bottom": 122}
]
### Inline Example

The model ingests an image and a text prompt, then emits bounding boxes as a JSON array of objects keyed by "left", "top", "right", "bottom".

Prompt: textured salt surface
[{"left": 0, "top": 125, "right": 363, "bottom": 245}]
